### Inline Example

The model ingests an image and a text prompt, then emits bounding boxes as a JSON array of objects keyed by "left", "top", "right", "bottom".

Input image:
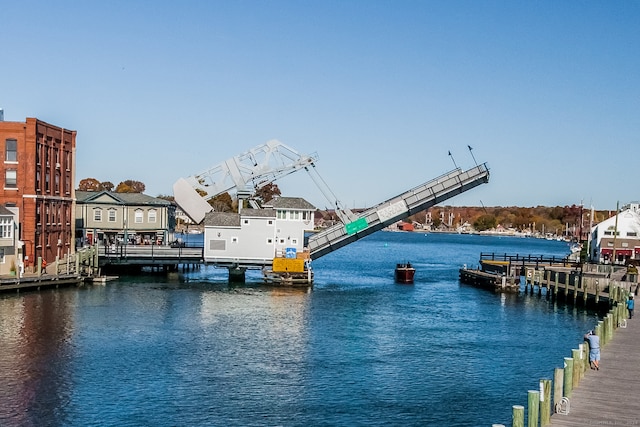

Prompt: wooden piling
[
  {"left": 571, "top": 349, "right": 581, "bottom": 388},
  {"left": 512, "top": 405, "right": 525, "bottom": 427},
  {"left": 553, "top": 367, "right": 564, "bottom": 411},
  {"left": 563, "top": 357, "right": 573, "bottom": 397},
  {"left": 540, "top": 379, "right": 552, "bottom": 426},
  {"left": 527, "top": 390, "right": 539, "bottom": 427},
  {"left": 579, "top": 343, "right": 587, "bottom": 378}
]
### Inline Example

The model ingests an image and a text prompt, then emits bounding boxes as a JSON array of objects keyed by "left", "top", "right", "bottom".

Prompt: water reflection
[{"left": 0, "top": 290, "right": 76, "bottom": 427}]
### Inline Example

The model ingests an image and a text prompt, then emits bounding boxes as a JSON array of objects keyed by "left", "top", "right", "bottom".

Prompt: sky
[{"left": 2, "top": 1, "right": 639, "bottom": 211}]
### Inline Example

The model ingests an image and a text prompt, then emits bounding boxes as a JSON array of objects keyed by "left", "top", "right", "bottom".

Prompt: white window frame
[
  {"left": 5, "top": 169, "right": 17, "bottom": 189},
  {"left": 108, "top": 209, "right": 117, "bottom": 222},
  {"left": 0, "top": 217, "right": 13, "bottom": 239},
  {"left": 148, "top": 209, "right": 157, "bottom": 223},
  {"left": 93, "top": 208, "right": 102, "bottom": 222},
  {"left": 135, "top": 209, "right": 144, "bottom": 223}
]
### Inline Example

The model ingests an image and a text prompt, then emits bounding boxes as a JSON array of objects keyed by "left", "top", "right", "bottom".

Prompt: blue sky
[{"left": 2, "top": 1, "right": 639, "bottom": 210}]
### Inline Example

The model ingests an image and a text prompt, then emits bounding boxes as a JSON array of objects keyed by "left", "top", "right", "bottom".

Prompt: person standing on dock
[
  {"left": 584, "top": 331, "right": 600, "bottom": 370},
  {"left": 628, "top": 295, "right": 635, "bottom": 319}
]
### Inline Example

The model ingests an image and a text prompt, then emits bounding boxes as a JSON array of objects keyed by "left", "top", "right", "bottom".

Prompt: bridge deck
[
  {"left": 548, "top": 317, "right": 640, "bottom": 425},
  {"left": 308, "top": 163, "right": 490, "bottom": 260}
]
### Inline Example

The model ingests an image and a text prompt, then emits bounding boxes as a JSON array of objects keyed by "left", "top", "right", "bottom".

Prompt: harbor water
[{"left": 0, "top": 232, "right": 597, "bottom": 426}]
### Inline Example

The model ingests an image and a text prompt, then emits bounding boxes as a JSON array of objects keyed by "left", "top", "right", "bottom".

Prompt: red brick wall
[{"left": 0, "top": 118, "right": 76, "bottom": 263}]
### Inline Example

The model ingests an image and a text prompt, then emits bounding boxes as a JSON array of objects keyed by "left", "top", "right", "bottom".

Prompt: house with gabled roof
[
  {"left": 202, "top": 196, "right": 315, "bottom": 268},
  {"left": 75, "top": 191, "right": 175, "bottom": 247},
  {"left": 589, "top": 202, "right": 640, "bottom": 264}
]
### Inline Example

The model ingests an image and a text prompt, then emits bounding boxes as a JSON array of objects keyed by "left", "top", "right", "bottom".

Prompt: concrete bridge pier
[{"left": 228, "top": 266, "right": 246, "bottom": 283}]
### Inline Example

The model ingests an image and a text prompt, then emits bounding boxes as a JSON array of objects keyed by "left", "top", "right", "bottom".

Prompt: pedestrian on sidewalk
[
  {"left": 584, "top": 330, "right": 600, "bottom": 370},
  {"left": 628, "top": 294, "right": 635, "bottom": 319}
]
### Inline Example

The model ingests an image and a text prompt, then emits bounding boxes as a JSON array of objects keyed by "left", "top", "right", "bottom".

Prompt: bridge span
[
  {"left": 96, "top": 163, "right": 490, "bottom": 279},
  {"left": 308, "top": 163, "right": 490, "bottom": 259}
]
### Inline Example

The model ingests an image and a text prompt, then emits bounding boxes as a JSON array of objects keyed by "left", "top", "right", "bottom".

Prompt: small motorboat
[{"left": 395, "top": 262, "right": 415, "bottom": 284}]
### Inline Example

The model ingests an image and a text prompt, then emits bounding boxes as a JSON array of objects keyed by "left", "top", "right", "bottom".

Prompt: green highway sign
[{"left": 345, "top": 217, "right": 368, "bottom": 235}]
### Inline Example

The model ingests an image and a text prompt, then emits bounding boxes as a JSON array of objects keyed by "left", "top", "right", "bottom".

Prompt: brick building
[{"left": 0, "top": 117, "right": 76, "bottom": 267}]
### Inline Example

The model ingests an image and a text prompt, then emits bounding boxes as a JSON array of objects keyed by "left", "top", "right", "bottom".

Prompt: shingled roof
[
  {"left": 76, "top": 191, "right": 172, "bottom": 206},
  {"left": 263, "top": 197, "right": 315, "bottom": 210}
]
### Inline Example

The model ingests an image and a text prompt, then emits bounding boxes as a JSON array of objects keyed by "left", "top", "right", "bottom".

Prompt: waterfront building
[
  {"left": 203, "top": 196, "right": 315, "bottom": 266},
  {"left": 589, "top": 202, "right": 640, "bottom": 264},
  {"left": 75, "top": 191, "right": 176, "bottom": 247},
  {"left": 0, "top": 117, "right": 77, "bottom": 267}
]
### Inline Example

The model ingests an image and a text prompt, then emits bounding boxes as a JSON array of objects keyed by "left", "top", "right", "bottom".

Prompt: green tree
[{"left": 473, "top": 214, "right": 497, "bottom": 231}]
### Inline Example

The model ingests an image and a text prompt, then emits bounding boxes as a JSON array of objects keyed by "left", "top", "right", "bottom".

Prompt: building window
[
  {"left": 0, "top": 217, "right": 13, "bottom": 238},
  {"left": 302, "top": 211, "right": 310, "bottom": 221},
  {"left": 628, "top": 232, "right": 637, "bottom": 237},
  {"left": 291, "top": 211, "right": 300, "bottom": 220},
  {"left": 5, "top": 139, "right": 17, "bottom": 162},
  {"left": 291, "top": 238, "right": 298, "bottom": 245},
  {"left": 277, "top": 210, "right": 286, "bottom": 220},
  {"left": 231, "top": 237, "right": 238, "bottom": 243},
  {"left": 5, "top": 169, "right": 17, "bottom": 188},
  {"left": 108, "top": 209, "right": 117, "bottom": 222},
  {"left": 267, "top": 238, "right": 273, "bottom": 244},
  {"left": 268, "top": 220, "right": 273, "bottom": 225},
  {"left": 148, "top": 209, "right": 157, "bottom": 223},
  {"left": 243, "top": 219, "right": 249, "bottom": 225},
  {"left": 135, "top": 209, "right": 143, "bottom": 223},
  {"left": 279, "top": 238, "right": 285, "bottom": 244},
  {"left": 93, "top": 209, "right": 102, "bottom": 222}
]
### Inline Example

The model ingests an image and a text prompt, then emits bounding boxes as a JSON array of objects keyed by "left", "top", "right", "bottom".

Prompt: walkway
[{"left": 549, "top": 315, "right": 640, "bottom": 426}]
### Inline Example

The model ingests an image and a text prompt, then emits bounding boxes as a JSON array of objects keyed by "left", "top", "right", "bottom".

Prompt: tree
[
  {"left": 473, "top": 214, "right": 497, "bottom": 231},
  {"left": 209, "top": 192, "right": 234, "bottom": 212},
  {"left": 78, "top": 178, "right": 101, "bottom": 191},
  {"left": 101, "top": 181, "right": 114, "bottom": 191},
  {"left": 115, "top": 180, "right": 146, "bottom": 193},
  {"left": 254, "top": 183, "right": 281, "bottom": 205}
]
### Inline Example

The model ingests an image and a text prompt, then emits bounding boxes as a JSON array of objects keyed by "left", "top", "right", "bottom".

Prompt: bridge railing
[{"left": 98, "top": 244, "right": 204, "bottom": 265}]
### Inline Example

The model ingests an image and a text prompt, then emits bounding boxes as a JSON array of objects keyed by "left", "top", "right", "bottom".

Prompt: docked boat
[{"left": 395, "top": 262, "right": 415, "bottom": 284}]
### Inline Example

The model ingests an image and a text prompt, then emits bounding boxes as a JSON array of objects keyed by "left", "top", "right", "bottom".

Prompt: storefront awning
[{"left": 601, "top": 248, "right": 632, "bottom": 256}]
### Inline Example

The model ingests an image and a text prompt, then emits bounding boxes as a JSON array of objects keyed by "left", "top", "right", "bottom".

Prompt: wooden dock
[
  {"left": 548, "top": 316, "right": 640, "bottom": 426},
  {"left": 0, "top": 274, "right": 83, "bottom": 293}
]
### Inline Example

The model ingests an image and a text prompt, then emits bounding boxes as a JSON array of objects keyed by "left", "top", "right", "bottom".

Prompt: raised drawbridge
[
  {"left": 307, "top": 164, "right": 490, "bottom": 260},
  {"left": 172, "top": 140, "right": 489, "bottom": 278}
]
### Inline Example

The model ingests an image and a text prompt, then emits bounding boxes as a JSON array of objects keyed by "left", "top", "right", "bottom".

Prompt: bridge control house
[{"left": 203, "top": 196, "right": 315, "bottom": 270}]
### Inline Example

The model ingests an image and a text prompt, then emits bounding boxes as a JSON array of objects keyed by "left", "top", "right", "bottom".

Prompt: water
[{"left": 0, "top": 232, "right": 597, "bottom": 426}]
